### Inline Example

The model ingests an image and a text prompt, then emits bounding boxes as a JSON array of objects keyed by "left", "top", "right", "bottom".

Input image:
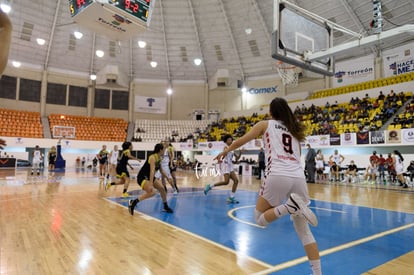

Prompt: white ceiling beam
[
  {"left": 251, "top": 0, "right": 271, "bottom": 45},
  {"left": 305, "top": 24, "right": 414, "bottom": 61},
  {"left": 339, "top": 0, "right": 378, "bottom": 56},
  {"left": 217, "top": 0, "right": 245, "bottom": 81},
  {"left": 44, "top": 0, "right": 61, "bottom": 69},
  {"left": 188, "top": 0, "right": 207, "bottom": 81},
  {"left": 90, "top": 33, "right": 96, "bottom": 74},
  {"left": 159, "top": 0, "right": 171, "bottom": 82}
]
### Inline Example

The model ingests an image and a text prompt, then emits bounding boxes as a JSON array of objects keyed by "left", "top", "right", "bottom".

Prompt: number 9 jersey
[{"left": 263, "top": 120, "right": 304, "bottom": 178}]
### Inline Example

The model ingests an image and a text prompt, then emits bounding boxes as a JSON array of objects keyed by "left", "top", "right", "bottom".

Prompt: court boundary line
[
  {"left": 227, "top": 205, "right": 346, "bottom": 228},
  {"left": 103, "top": 196, "right": 274, "bottom": 270},
  {"left": 250, "top": 222, "right": 414, "bottom": 275}
]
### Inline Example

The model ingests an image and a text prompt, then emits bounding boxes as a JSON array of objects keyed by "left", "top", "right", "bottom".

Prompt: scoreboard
[{"left": 68, "top": 0, "right": 155, "bottom": 40}]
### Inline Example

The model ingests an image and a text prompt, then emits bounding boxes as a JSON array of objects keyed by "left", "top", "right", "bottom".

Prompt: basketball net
[{"left": 276, "top": 61, "right": 299, "bottom": 87}]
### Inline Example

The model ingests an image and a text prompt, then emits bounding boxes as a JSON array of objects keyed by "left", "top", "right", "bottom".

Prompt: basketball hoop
[{"left": 276, "top": 61, "right": 299, "bottom": 87}]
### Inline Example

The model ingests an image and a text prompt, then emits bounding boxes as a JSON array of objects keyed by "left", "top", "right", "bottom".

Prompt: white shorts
[
  {"left": 395, "top": 166, "right": 404, "bottom": 175},
  {"left": 316, "top": 160, "right": 324, "bottom": 169},
  {"left": 109, "top": 158, "right": 118, "bottom": 165},
  {"left": 155, "top": 164, "right": 171, "bottom": 179},
  {"left": 220, "top": 162, "right": 233, "bottom": 175},
  {"left": 259, "top": 175, "right": 310, "bottom": 206}
]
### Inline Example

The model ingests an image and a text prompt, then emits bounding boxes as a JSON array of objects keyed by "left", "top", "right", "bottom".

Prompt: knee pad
[
  {"left": 254, "top": 209, "right": 262, "bottom": 224},
  {"left": 291, "top": 215, "right": 315, "bottom": 245},
  {"left": 254, "top": 209, "right": 269, "bottom": 226}
]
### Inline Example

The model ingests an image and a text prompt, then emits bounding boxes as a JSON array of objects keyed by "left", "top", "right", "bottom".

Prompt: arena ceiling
[{"left": 5, "top": 0, "right": 414, "bottom": 83}]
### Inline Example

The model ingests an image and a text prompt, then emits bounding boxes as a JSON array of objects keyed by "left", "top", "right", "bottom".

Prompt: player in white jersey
[
  {"left": 204, "top": 134, "right": 242, "bottom": 203},
  {"left": 159, "top": 140, "right": 179, "bottom": 193},
  {"left": 31, "top": 145, "right": 43, "bottom": 175},
  {"left": 108, "top": 145, "right": 119, "bottom": 180},
  {"left": 329, "top": 149, "right": 345, "bottom": 181},
  {"left": 214, "top": 97, "right": 321, "bottom": 275},
  {"left": 393, "top": 150, "right": 408, "bottom": 188}
]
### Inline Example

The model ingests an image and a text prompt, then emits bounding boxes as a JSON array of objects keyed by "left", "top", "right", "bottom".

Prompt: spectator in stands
[
  {"left": 329, "top": 149, "right": 345, "bottom": 181},
  {"left": 0, "top": 10, "right": 12, "bottom": 76},
  {"left": 343, "top": 160, "right": 358, "bottom": 183},
  {"left": 378, "top": 91, "right": 385, "bottom": 101},
  {"left": 305, "top": 144, "right": 316, "bottom": 183}
]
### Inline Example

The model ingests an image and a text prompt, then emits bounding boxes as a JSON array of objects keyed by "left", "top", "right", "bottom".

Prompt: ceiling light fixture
[
  {"left": 166, "top": 87, "right": 173, "bottom": 95},
  {"left": 138, "top": 40, "right": 146, "bottom": 48},
  {"left": 90, "top": 74, "right": 97, "bottom": 81},
  {"left": 12, "top": 61, "right": 21, "bottom": 68},
  {"left": 0, "top": 3, "right": 11, "bottom": 13},
  {"left": 95, "top": 50, "right": 104, "bottom": 58},
  {"left": 194, "top": 58, "right": 202, "bottom": 66},
  {"left": 245, "top": 28, "right": 252, "bottom": 35},
  {"left": 241, "top": 86, "right": 247, "bottom": 93},
  {"left": 36, "top": 38, "right": 46, "bottom": 45},
  {"left": 73, "top": 31, "right": 83, "bottom": 39},
  {"left": 150, "top": 61, "right": 157, "bottom": 68}
]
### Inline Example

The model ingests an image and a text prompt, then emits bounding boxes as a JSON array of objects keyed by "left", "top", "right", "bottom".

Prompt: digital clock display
[
  {"left": 111, "top": 0, "right": 152, "bottom": 23},
  {"left": 69, "top": 0, "right": 94, "bottom": 17}
]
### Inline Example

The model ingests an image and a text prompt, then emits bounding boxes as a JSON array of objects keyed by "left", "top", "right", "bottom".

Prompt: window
[
  {"left": 46, "top": 83, "right": 67, "bottom": 105},
  {"left": 68, "top": 85, "right": 87, "bottom": 107},
  {"left": 19, "top": 78, "right": 41, "bottom": 102},
  {"left": 0, "top": 75, "right": 17, "bottom": 99},
  {"left": 112, "top": 90, "right": 129, "bottom": 110},
  {"left": 94, "top": 89, "right": 110, "bottom": 109}
]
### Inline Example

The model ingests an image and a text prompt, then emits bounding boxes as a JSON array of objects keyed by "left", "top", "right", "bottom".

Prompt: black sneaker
[
  {"left": 163, "top": 206, "right": 174, "bottom": 213},
  {"left": 128, "top": 199, "right": 138, "bottom": 215}
]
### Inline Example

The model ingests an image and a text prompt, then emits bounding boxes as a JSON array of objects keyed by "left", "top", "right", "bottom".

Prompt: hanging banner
[
  {"left": 340, "top": 132, "right": 356, "bottom": 145},
  {"left": 370, "top": 131, "right": 385, "bottom": 144},
  {"left": 386, "top": 129, "right": 401, "bottom": 144},
  {"left": 401, "top": 128, "right": 414, "bottom": 144},
  {"left": 134, "top": 95, "right": 167, "bottom": 114},
  {"left": 333, "top": 55, "right": 375, "bottom": 87},
  {"left": 383, "top": 43, "right": 414, "bottom": 77}
]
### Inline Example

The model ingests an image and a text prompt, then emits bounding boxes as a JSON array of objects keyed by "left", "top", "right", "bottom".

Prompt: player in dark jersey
[
  {"left": 105, "top": 142, "right": 140, "bottom": 197},
  {"left": 97, "top": 145, "right": 109, "bottom": 178},
  {"left": 128, "top": 143, "right": 174, "bottom": 215},
  {"left": 48, "top": 146, "right": 57, "bottom": 171}
]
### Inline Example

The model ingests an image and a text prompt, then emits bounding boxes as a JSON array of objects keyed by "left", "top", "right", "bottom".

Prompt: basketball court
[
  {"left": 2, "top": 0, "right": 414, "bottom": 274},
  {"left": 1, "top": 168, "right": 413, "bottom": 274}
]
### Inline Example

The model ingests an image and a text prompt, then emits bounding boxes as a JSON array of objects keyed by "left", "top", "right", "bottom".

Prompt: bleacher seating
[
  {"left": 134, "top": 119, "right": 213, "bottom": 143},
  {"left": 309, "top": 72, "right": 414, "bottom": 99},
  {"left": 0, "top": 109, "right": 43, "bottom": 138},
  {"left": 49, "top": 114, "right": 128, "bottom": 141}
]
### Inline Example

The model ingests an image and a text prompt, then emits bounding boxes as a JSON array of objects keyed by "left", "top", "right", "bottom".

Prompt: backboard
[{"left": 272, "top": 0, "right": 334, "bottom": 76}]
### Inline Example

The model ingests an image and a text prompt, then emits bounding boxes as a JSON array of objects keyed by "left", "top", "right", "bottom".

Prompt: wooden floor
[{"left": 0, "top": 168, "right": 413, "bottom": 275}]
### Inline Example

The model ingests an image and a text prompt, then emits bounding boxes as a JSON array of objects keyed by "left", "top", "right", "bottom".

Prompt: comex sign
[{"left": 248, "top": 86, "right": 278, "bottom": 94}]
